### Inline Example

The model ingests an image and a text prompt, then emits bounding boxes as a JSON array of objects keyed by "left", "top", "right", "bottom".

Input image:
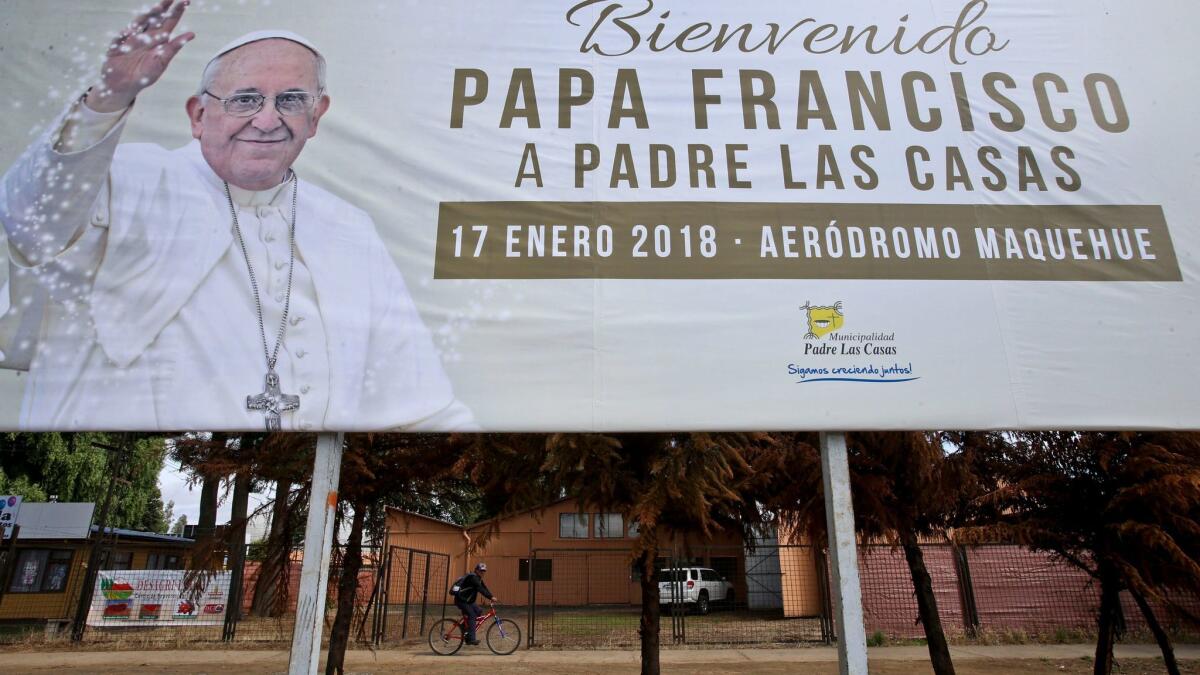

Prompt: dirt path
[{"left": 2, "top": 644, "right": 1197, "bottom": 674}]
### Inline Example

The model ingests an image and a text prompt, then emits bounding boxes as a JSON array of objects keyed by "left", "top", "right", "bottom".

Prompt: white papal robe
[{"left": 0, "top": 99, "right": 474, "bottom": 431}]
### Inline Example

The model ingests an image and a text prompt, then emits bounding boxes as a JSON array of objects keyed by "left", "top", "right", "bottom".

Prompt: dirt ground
[{"left": 2, "top": 652, "right": 1196, "bottom": 675}]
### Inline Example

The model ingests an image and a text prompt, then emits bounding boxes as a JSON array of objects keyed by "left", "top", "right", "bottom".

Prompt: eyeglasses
[{"left": 203, "top": 89, "right": 322, "bottom": 117}]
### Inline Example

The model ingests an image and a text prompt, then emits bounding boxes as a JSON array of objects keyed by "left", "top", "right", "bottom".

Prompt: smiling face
[
  {"left": 186, "top": 39, "right": 330, "bottom": 190},
  {"left": 807, "top": 306, "right": 844, "bottom": 338}
]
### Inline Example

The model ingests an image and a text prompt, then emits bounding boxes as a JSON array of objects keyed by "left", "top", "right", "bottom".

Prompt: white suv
[{"left": 657, "top": 567, "right": 734, "bottom": 615}]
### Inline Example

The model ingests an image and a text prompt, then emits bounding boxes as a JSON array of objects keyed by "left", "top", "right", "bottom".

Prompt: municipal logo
[
  {"left": 800, "top": 301, "right": 844, "bottom": 339},
  {"left": 788, "top": 300, "right": 919, "bottom": 384}
]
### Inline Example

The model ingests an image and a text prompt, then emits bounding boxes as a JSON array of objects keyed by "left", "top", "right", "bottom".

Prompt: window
[
  {"left": 595, "top": 513, "right": 624, "bottom": 539},
  {"left": 710, "top": 557, "right": 737, "bottom": 582},
  {"left": 518, "top": 558, "right": 553, "bottom": 581},
  {"left": 146, "top": 553, "right": 183, "bottom": 570},
  {"left": 8, "top": 549, "right": 73, "bottom": 593},
  {"left": 104, "top": 551, "right": 134, "bottom": 571},
  {"left": 559, "top": 513, "right": 589, "bottom": 539},
  {"left": 700, "top": 569, "right": 720, "bottom": 582}
]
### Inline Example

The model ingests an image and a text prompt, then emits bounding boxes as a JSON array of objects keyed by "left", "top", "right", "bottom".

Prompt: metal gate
[{"left": 370, "top": 545, "right": 451, "bottom": 644}]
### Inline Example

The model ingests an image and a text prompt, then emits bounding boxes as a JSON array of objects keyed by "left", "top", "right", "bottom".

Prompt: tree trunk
[
  {"left": 325, "top": 498, "right": 366, "bottom": 675},
  {"left": 250, "top": 479, "right": 292, "bottom": 617},
  {"left": 197, "top": 476, "right": 219, "bottom": 534},
  {"left": 223, "top": 471, "right": 251, "bottom": 638},
  {"left": 196, "top": 432, "right": 228, "bottom": 537},
  {"left": 901, "top": 534, "right": 956, "bottom": 675},
  {"left": 637, "top": 528, "right": 660, "bottom": 675},
  {"left": 1094, "top": 568, "right": 1121, "bottom": 675},
  {"left": 1130, "top": 587, "right": 1180, "bottom": 675}
]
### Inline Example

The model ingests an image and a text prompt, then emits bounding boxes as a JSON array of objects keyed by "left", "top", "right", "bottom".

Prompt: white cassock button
[
  {"left": 274, "top": 293, "right": 284, "bottom": 303},
  {"left": 296, "top": 349, "right": 307, "bottom": 358},
  {"left": 265, "top": 233, "right": 276, "bottom": 243},
  {"left": 290, "top": 316, "right": 304, "bottom": 326},
  {"left": 256, "top": 206, "right": 272, "bottom": 218},
  {"left": 274, "top": 261, "right": 286, "bottom": 270},
  {"left": 301, "top": 385, "right": 311, "bottom": 394},
  {"left": 300, "top": 422, "right": 313, "bottom": 430}
]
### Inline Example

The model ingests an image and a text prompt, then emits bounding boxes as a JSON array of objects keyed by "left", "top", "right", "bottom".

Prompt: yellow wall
[{"left": 0, "top": 542, "right": 193, "bottom": 621}]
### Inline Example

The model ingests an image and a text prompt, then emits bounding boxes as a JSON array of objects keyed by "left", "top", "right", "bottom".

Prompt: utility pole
[
  {"left": 71, "top": 435, "right": 131, "bottom": 642},
  {"left": 820, "top": 432, "right": 868, "bottom": 675},
  {"left": 288, "top": 432, "right": 344, "bottom": 675}
]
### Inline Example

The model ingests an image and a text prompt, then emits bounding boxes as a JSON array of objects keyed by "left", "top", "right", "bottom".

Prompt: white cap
[{"left": 208, "top": 29, "right": 321, "bottom": 65}]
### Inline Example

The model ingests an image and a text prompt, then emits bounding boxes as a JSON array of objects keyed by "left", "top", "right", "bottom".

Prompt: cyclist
[{"left": 453, "top": 562, "right": 498, "bottom": 645}]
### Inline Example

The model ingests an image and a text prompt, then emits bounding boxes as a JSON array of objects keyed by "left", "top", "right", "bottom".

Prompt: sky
[{"left": 158, "top": 460, "right": 271, "bottom": 543}]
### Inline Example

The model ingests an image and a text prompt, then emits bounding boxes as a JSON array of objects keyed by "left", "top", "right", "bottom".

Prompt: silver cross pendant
[{"left": 246, "top": 369, "right": 301, "bottom": 431}]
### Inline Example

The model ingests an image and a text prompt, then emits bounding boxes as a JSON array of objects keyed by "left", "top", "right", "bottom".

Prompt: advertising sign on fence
[
  {"left": 86, "top": 571, "right": 231, "bottom": 627},
  {"left": 1, "top": 0, "right": 1198, "bottom": 431},
  {"left": 0, "top": 496, "right": 21, "bottom": 540}
]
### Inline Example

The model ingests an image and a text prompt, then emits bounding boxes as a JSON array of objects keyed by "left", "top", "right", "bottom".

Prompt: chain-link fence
[
  {"left": 856, "top": 543, "right": 1200, "bottom": 642},
  {"left": 2, "top": 536, "right": 1196, "bottom": 650},
  {"left": 526, "top": 545, "right": 827, "bottom": 648},
  {"left": 0, "top": 542, "right": 391, "bottom": 648},
  {"left": 524, "top": 542, "right": 1200, "bottom": 649}
]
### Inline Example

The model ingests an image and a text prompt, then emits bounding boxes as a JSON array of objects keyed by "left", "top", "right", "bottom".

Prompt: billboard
[{"left": 1, "top": 0, "right": 1197, "bottom": 431}]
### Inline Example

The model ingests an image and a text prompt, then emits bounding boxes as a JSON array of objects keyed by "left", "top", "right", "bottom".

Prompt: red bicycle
[{"left": 428, "top": 603, "right": 521, "bottom": 656}]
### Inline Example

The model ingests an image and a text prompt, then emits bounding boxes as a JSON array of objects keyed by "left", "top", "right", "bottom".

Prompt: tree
[
  {"left": 960, "top": 431, "right": 1200, "bottom": 675},
  {"left": 457, "top": 433, "right": 775, "bottom": 675},
  {"left": 170, "top": 514, "right": 188, "bottom": 536},
  {"left": 0, "top": 433, "right": 168, "bottom": 531},
  {"left": 753, "top": 432, "right": 977, "bottom": 675},
  {"left": 0, "top": 467, "right": 49, "bottom": 502},
  {"left": 161, "top": 500, "right": 175, "bottom": 534},
  {"left": 325, "top": 433, "right": 461, "bottom": 675},
  {"left": 172, "top": 432, "right": 314, "bottom": 607}
]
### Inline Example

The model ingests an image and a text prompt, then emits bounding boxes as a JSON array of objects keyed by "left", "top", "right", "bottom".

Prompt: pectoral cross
[{"left": 247, "top": 369, "right": 300, "bottom": 431}]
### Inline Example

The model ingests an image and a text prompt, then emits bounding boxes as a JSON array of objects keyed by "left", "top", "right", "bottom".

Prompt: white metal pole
[
  {"left": 820, "top": 431, "right": 869, "bottom": 675},
  {"left": 288, "top": 432, "right": 344, "bottom": 675}
]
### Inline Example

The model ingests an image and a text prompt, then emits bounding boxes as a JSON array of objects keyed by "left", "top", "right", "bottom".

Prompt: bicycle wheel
[
  {"left": 486, "top": 618, "right": 522, "bottom": 655},
  {"left": 429, "top": 618, "right": 465, "bottom": 656}
]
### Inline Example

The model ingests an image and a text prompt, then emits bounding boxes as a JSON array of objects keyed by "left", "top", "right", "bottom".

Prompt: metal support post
[
  {"left": 287, "top": 432, "right": 344, "bottom": 675},
  {"left": 820, "top": 432, "right": 868, "bottom": 675}
]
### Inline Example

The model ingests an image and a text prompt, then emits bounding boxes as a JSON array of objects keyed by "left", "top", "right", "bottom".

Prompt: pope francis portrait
[{"left": 0, "top": 0, "right": 474, "bottom": 431}]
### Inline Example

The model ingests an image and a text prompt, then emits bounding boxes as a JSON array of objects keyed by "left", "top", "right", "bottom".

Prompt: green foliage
[
  {"left": 0, "top": 433, "right": 168, "bottom": 532},
  {"left": 0, "top": 467, "right": 48, "bottom": 502},
  {"left": 868, "top": 630, "right": 887, "bottom": 647}
]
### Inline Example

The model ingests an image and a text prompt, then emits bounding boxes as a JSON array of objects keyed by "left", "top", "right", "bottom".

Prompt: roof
[
  {"left": 384, "top": 506, "right": 465, "bottom": 530},
  {"left": 91, "top": 525, "right": 194, "bottom": 545},
  {"left": 15, "top": 502, "right": 94, "bottom": 539},
  {"left": 464, "top": 497, "right": 573, "bottom": 532},
  {"left": 386, "top": 497, "right": 575, "bottom": 533}
]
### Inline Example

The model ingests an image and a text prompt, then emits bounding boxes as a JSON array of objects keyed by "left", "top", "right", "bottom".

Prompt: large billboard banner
[
  {"left": 86, "top": 571, "right": 231, "bottom": 627},
  {"left": 0, "top": 0, "right": 1197, "bottom": 431}
]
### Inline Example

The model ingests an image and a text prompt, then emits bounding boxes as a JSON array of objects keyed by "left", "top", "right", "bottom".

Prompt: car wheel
[{"left": 696, "top": 591, "right": 710, "bottom": 615}]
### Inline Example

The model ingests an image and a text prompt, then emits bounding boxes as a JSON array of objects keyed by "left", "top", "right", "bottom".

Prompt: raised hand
[{"left": 87, "top": 0, "right": 194, "bottom": 113}]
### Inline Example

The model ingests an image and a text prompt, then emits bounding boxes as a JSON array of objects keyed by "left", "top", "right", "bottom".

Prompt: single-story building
[
  {"left": 385, "top": 498, "right": 780, "bottom": 608},
  {"left": 0, "top": 502, "right": 194, "bottom": 623}
]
